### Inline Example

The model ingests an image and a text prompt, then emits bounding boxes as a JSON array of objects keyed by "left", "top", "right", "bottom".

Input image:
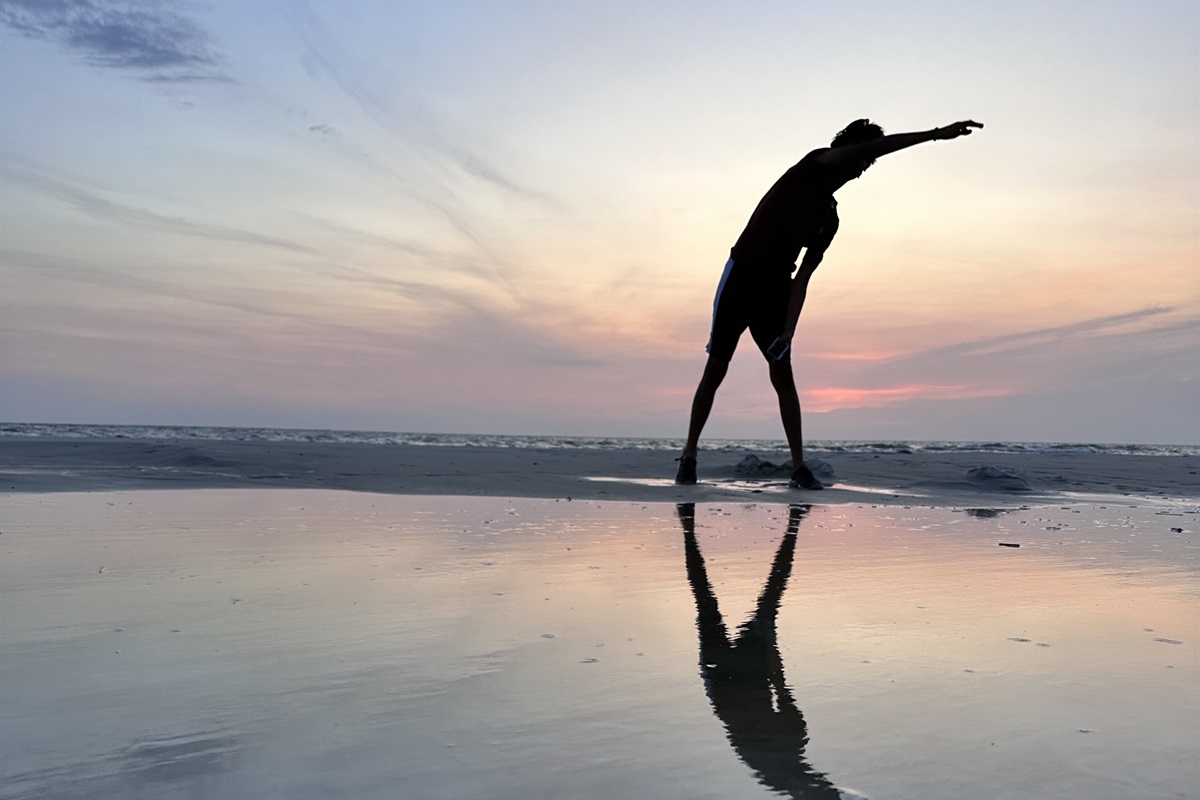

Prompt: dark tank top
[{"left": 730, "top": 152, "right": 840, "bottom": 271}]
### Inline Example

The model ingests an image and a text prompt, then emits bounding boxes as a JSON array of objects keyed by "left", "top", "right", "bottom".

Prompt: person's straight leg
[
  {"left": 768, "top": 359, "right": 804, "bottom": 466},
  {"left": 682, "top": 356, "right": 729, "bottom": 459}
]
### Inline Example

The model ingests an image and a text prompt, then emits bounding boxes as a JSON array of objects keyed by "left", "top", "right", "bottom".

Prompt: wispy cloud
[
  {"left": 2, "top": 243, "right": 608, "bottom": 373},
  {"left": 298, "top": 216, "right": 506, "bottom": 284},
  {"left": 925, "top": 307, "right": 1177, "bottom": 360},
  {"left": 0, "top": 247, "right": 353, "bottom": 333},
  {"left": 864, "top": 306, "right": 1189, "bottom": 387},
  {"left": 0, "top": 0, "right": 230, "bottom": 83},
  {"left": 287, "top": 0, "right": 553, "bottom": 203},
  {"left": 2, "top": 161, "right": 315, "bottom": 254},
  {"left": 796, "top": 306, "right": 1196, "bottom": 416}
]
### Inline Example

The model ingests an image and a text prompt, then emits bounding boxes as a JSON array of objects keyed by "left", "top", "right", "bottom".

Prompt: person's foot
[
  {"left": 675, "top": 455, "right": 698, "bottom": 485},
  {"left": 789, "top": 464, "right": 823, "bottom": 490}
]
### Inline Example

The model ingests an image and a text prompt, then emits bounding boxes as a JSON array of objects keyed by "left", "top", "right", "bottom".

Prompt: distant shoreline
[{"left": 2, "top": 422, "right": 1197, "bottom": 457}]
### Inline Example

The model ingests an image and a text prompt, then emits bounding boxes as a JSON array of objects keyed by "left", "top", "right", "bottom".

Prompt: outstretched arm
[{"left": 816, "top": 119, "right": 983, "bottom": 170}]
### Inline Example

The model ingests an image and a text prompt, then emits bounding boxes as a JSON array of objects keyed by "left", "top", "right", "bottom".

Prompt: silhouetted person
[
  {"left": 676, "top": 119, "right": 984, "bottom": 488},
  {"left": 677, "top": 502, "right": 846, "bottom": 798}
]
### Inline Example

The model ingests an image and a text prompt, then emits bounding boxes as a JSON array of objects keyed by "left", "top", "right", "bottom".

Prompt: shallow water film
[{"left": 2, "top": 491, "right": 1197, "bottom": 799}]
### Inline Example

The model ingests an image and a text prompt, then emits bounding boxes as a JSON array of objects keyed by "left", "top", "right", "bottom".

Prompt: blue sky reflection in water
[{"left": 0, "top": 1, "right": 1197, "bottom": 444}]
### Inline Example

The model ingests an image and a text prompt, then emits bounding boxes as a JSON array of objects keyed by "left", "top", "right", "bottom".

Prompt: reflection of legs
[
  {"left": 785, "top": 504, "right": 809, "bottom": 535},
  {"left": 744, "top": 506, "right": 805, "bottom": 710},
  {"left": 744, "top": 506, "right": 805, "bottom": 643},
  {"left": 680, "top": 503, "right": 840, "bottom": 798},
  {"left": 682, "top": 356, "right": 729, "bottom": 460},
  {"left": 677, "top": 503, "right": 730, "bottom": 645},
  {"left": 753, "top": 505, "right": 807, "bottom": 618}
]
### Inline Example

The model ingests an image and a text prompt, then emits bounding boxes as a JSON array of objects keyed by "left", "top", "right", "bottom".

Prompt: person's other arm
[
  {"left": 780, "top": 249, "right": 823, "bottom": 344},
  {"left": 816, "top": 119, "right": 983, "bottom": 169},
  {"left": 780, "top": 217, "right": 838, "bottom": 345}
]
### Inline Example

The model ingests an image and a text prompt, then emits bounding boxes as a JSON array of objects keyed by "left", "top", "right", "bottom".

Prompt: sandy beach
[
  {"left": 2, "top": 439, "right": 1198, "bottom": 799},
  {"left": 2, "top": 437, "right": 1198, "bottom": 504}
]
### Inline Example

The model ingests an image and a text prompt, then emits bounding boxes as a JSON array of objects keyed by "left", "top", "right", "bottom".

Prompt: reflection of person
[
  {"left": 677, "top": 502, "right": 845, "bottom": 798},
  {"left": 676, "top": 119, "right": 984, "bottom": 489}
]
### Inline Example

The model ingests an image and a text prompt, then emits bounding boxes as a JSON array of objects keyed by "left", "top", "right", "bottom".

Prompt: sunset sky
[{"left": 1, "top": 0, "right": 1197, "bottom": 444}]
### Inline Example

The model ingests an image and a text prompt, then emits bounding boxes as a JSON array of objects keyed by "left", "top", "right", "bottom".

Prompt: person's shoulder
[
  {"left": 778, "top": 149, "right": 832, "bottom": 180},
  {"left": 786, "top": 148, "right": 827, "bottom": 166},
  {"left": 805, "top": 147, "right": 839, "bottom": 166},
  {"left": 781, "top": 149, "right": 843, "bottom": 180}
]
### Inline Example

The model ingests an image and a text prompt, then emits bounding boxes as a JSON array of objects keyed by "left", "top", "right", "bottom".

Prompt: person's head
[
  {"left": 830, "top": 119, "right": 884, "bottom": 179},
  {"left": 831, "top": 119, "right": 884, "bottom": 148}
]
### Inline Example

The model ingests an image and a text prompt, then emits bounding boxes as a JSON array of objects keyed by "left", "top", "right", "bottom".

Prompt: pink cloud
[
  {"left": 803, "top": 384, "right": 1013, "bottom": 413},
  {"left": 811, "top": 350, "right": 904, "bottom": 363}
]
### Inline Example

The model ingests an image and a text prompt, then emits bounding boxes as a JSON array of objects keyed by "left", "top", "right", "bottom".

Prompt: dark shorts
[{"left": 705, "top": 257, "right": 790, "bottom": 363}]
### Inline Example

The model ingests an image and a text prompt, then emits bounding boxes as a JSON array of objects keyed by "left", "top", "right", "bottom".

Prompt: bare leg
[
  {"left": 682, "top": 356, "right": 729, "bottom": 458},
  {"left": 769, "top": 359, "right": 804, "bottom": 467}
]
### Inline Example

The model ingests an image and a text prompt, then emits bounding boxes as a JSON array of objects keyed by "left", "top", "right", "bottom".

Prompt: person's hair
[{"left": 831, "top": 119, "right": 884, "bottom": 148}]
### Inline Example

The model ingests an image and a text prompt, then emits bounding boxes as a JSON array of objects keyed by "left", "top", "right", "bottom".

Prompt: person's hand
[
  {"left": 766, "top": 335, "right": 792, "bottom": 362},
  {"left": 934, "top": 120, "right": 983, "bottom": 140}
]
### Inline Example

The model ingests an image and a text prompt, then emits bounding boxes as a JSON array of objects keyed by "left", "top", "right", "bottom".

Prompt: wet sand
[
  {"left": 2, "top": 491, "right": 1197, "bottom": 799},
  {"left": 2, "top": 437, "right": 1198, "bottom": 505}
]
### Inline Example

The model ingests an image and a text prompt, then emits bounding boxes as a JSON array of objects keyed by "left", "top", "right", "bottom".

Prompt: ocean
[{"left": 2, "top": 422, "right": 1196, "bottom": 457}]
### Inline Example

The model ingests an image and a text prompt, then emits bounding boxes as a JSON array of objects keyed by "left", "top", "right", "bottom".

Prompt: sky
[{"left": 1, "top": 0, "right": 1197, "bottom": 444}]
